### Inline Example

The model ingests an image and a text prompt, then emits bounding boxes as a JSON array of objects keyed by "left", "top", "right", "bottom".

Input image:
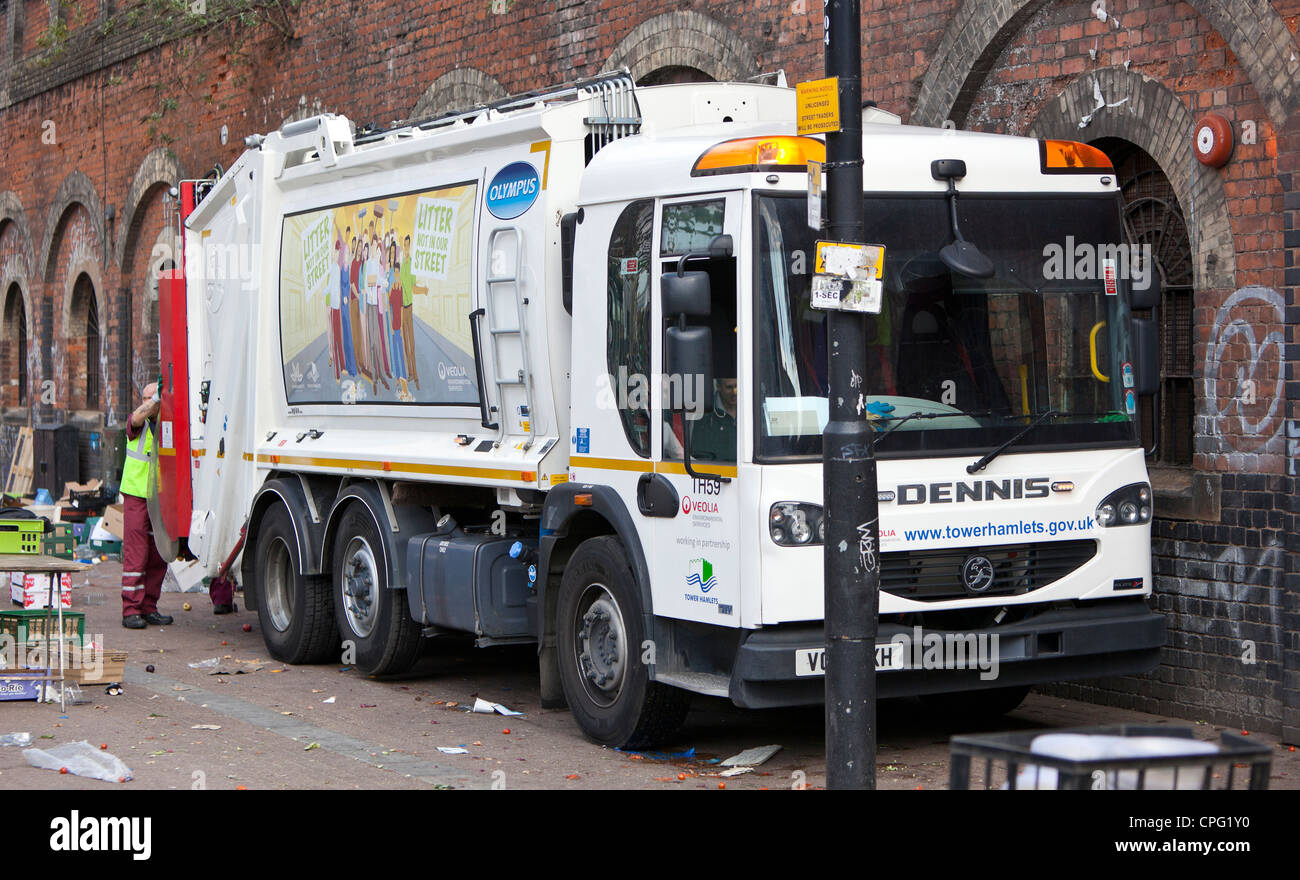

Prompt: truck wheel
[
  {"left": 255, "top": 504, "right": 338, "bottom": 664},
  {"left": 556, "top": 536, "right": 690, "bottom": 748},
  {"left": 920, "top": 685, "right": 1031, "bottom": 720},
  {"left": 331, "top": 503, "right": 421, "bottom": 676}
]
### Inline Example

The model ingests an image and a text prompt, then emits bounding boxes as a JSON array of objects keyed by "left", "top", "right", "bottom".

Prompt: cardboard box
[
  {"left": 8, "top": 572, "right": 72, "bottom": 609},
  {"left": 163, "top": 559, "right": 206, "bottom": 593},
  {"left": 102, "top": 504, "right": 125, "bottom": 540},
  {"left": 70, "top": 649, "right": 127, "bottom": 685},
  {"left": 59, "top": 478, "right": 102, "bottom": 500}
]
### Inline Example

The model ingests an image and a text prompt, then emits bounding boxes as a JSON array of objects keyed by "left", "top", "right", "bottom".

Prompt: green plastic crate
[
  {"left": 0, "top": 518, "right": 45, "bottom": 554},
  {"left": 89, "top": 538, "right": 123, "bottom": 556},
  {"left": 0, "top": 609, "right": 85, "bottom": 642},
  {"left": 42, "top": 534, "right": 75, "bottom": 559}
]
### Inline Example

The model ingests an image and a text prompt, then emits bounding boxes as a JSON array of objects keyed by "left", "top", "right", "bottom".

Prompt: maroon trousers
[{"left": 121, "top": 494, "right": 167, "bottom": 617}]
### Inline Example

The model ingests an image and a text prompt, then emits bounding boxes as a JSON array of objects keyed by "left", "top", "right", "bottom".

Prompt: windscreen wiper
[
  {"left": 872, "top": 408, "right": 996, "bottom": 445},
  {"left": 965, "top": 410, "right": 1058, "bottom": 474}
]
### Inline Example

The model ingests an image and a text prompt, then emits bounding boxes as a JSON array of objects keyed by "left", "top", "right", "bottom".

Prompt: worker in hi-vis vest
[{"left": 120, "top": 382, "right": 174, "bottom": 629}]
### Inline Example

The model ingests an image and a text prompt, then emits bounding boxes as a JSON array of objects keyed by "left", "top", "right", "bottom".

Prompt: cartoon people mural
[{"left": 279, "top": 183, "right": 479, "bottom": 407}]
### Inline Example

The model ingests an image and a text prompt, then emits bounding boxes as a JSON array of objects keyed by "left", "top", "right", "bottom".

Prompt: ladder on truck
[
  {"left": 354, "top": 69, "right": 642, "bottom": 150},
  {"left": 480, "top": 227, "right": 536, "bottom": 451}
]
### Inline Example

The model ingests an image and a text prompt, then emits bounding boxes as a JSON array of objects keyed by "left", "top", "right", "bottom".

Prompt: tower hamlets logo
[{"left": 687, "top": 557, "right": 717, "bottom": 593}]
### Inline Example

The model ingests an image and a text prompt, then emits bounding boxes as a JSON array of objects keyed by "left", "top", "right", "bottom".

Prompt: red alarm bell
[{"left": 1194, "top": 114, "right": 1233, "bottom": 167}]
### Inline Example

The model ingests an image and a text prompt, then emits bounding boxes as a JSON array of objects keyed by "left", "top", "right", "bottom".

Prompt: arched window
[
  {"left": 3, "top": 283, "right": 26, "bottom": 407},
  {"left": 71, "top": 273, "right": 100, "bottom": 410},
  {"left": 1094, "top": 139, "right": 1194, "bottom": 466}
]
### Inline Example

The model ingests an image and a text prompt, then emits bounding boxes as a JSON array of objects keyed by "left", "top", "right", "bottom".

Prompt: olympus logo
[{"left": 895, "top": 478, "right": 1051, "bottom": 504}]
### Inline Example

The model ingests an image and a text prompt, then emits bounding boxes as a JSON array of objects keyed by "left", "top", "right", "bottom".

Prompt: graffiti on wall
[{"left": 1204, "top": 286, "right": 1285, "bottom": 453}]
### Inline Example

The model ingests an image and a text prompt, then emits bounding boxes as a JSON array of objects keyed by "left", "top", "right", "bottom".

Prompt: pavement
[{"left": 2, "top": 558, "right": 1297, "bottom": 790}]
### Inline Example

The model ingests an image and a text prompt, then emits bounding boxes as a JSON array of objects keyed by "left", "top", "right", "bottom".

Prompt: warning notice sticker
[{"left": 797, "top": 77, "right": 840, "bottom": 135}]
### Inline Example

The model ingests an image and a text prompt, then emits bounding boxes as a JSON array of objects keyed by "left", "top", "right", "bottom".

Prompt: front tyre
[
  {"left": 255, "top": 504, "right": 337, "bottom": 664},
  {"left": 556, "top": 536, "right": 689, "bottom": 748},
  {"left": 331, "top": 503, "right": 421, "bottom": 675}
]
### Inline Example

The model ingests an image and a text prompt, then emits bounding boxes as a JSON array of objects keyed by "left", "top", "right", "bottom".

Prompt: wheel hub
[
  {"left": 576, "top": 587, "right": 626, "bottom": 706},
  {"left": 264, "top": 537, "right": 294, "bottom": 633},
  {"left": 342, "top": 536, "right": 379, "bottom": 638}
]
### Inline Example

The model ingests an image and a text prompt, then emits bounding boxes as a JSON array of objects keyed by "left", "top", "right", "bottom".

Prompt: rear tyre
[
  {"left": 919, "top": 685, "right": 1031, "bottom": 720},
  {"left": 556, "top": 536, "right": 690, "bottom": 748},
  {"left": 331, "top": 503, "right": 422, "bottom": 675},
  {"left": 255, "top": 504, "right": 337, "bottom": 664}
]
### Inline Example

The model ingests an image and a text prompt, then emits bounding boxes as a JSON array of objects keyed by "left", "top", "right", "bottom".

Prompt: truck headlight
[
  {"left": 769, "top": 502, "right": 824, "bottom": 546},
  {"left": 1095, "top": 483, "right": 1151, "bottom": 527}
]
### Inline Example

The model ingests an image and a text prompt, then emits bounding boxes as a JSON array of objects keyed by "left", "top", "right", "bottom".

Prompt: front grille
[{"left": 880, "top": 539, "right": 1096, "bottom": 602}]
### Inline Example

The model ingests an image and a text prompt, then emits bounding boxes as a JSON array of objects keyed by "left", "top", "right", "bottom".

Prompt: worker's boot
[
  {"left": 122, "top": 615, "right": 146, "bottom": 629},
  {"left": 143, "top": 612, "right": 174, "bottom": 626}
]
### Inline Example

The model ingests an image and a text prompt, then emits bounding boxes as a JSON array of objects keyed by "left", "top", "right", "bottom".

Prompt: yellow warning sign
[{"left": 797, "top": 77, "right": 840, "bottom": 135}]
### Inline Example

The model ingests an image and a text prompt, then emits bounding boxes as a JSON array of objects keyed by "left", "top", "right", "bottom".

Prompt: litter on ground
[
  {"left": 24, "top": 741, "right": 133, "bottom": 782},
  {"left": 471, "top": 697, "right": 524, "bottom": 716},
  {"left": 721, "top": 745, "right": 782, "bottom": 767}
]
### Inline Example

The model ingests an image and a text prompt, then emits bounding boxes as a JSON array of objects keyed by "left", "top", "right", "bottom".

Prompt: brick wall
[{"left": 0, "top": 0, "right": 1295, "bottom": 737}]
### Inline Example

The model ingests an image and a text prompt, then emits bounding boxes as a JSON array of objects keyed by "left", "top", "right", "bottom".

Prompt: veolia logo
[{"left": 486, "top": 162, "right": 540, "bottom": 220}]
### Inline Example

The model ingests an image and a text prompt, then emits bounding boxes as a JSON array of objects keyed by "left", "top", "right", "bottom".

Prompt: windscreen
[{"left": 755, "top": 193, "right": 1140, "bottom": 459}]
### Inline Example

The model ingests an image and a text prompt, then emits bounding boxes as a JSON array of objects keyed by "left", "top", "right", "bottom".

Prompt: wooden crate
[{"left": 3, "top": 428, "right": 33, "bottom": 498}]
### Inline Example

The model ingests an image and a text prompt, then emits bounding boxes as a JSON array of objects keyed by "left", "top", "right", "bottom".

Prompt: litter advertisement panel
[{"left": 278, "top": 182, "right": 479, "bottom": 406}]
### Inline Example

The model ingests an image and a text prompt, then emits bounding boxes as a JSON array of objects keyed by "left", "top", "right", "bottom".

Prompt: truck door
[{"left": 643, "top": 192, "right": 744, "bottom": 626}]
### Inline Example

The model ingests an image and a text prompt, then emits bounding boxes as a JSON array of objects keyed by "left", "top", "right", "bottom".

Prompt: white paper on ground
[
  {"left": 721, "top": 744, "right": 782, "bottom": 767},
  {"left": 471, "top": 697, "right": 524, "bottom": 716}
]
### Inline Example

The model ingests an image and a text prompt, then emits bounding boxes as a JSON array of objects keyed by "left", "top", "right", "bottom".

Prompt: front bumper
[{"left": 729, "top": 598, "right": 1165, "bottom": 709}]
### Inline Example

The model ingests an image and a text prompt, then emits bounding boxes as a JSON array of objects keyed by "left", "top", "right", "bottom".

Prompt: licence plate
[{"left": 793, "top": 643, "right": 905, "bottom": 677}]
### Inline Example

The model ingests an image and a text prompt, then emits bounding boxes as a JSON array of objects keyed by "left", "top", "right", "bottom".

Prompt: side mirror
[
  {"left": 1130, "top": 262, "right": 1161, "bottom": 311},
  {"left": 662, "top": 271, "right": 711, "bottom": 317},
  {"left": 1131, "top": 317, "right": 1160, "bottom": 396},
  {"left": 560, "top": 210, "right": 582, "bottom": 315},
  {"left": 665, "top": 325, "right": 713, "bottom": 417}
]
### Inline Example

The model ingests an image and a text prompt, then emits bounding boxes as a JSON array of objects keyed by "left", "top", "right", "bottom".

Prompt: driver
[{"left": 690, "top": 376, "right": 737, "bottom": 463}]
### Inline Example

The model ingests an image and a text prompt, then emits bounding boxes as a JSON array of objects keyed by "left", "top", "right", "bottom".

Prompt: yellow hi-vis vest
[{"left": 121, "top": 422, "right": 155, "bottom": 498}]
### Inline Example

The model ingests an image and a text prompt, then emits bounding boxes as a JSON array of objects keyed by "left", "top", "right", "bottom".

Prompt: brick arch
[
  {"left": 0, "top": 191, "right": 36, "bottom": 276},
  {"left": 1027, "top": 67, "right": 1236, "bottom": 290},
  {"left": 116, "top": 148, "right": 183, "bottom": 269},
  {"left": 40, "top": 170, "right": 105, "bottom": 285},
  {"left": 912, "top": 0, "right": 1300, "bottom": 129},
  {"left": 601, "top": 10, "right": 759, "bottom": 83},
  {"left": 409, "top": 68, "right": 506, "bottom": 120}
]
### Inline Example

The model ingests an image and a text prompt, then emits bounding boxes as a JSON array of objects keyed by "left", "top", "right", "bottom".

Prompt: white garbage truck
[{"left": 165, "top": 71, "right": 1166, "bottom": 747}]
